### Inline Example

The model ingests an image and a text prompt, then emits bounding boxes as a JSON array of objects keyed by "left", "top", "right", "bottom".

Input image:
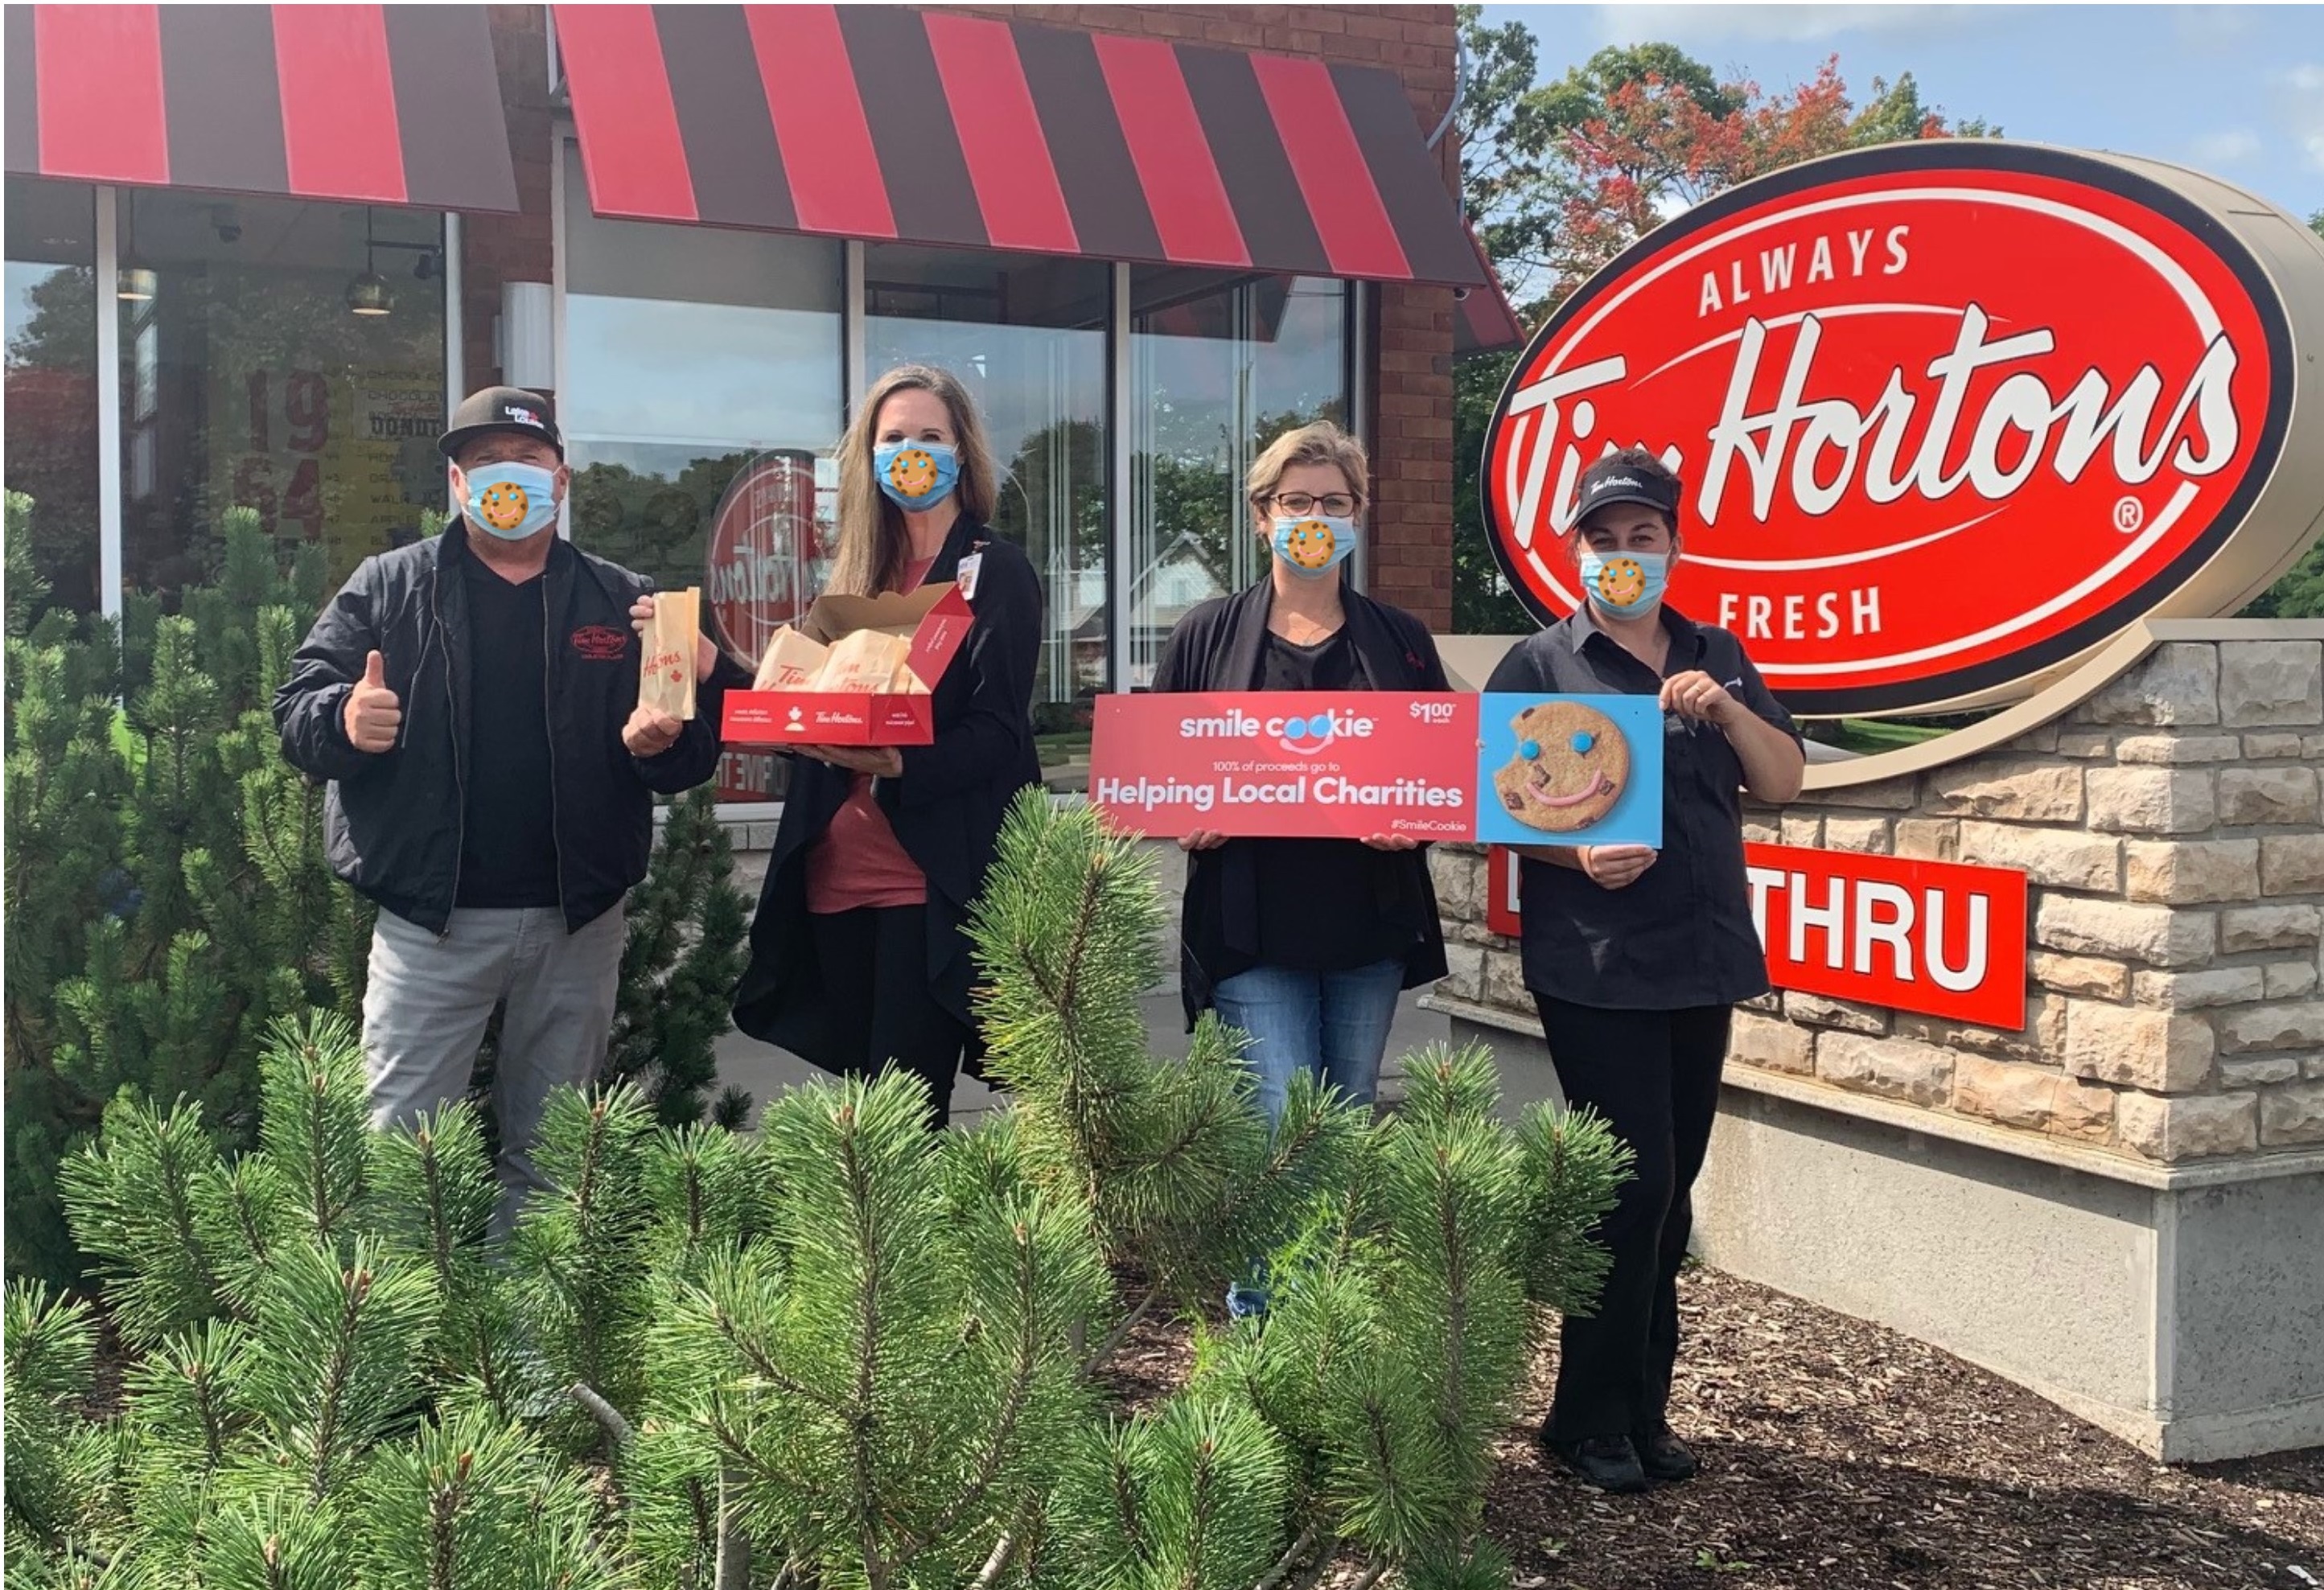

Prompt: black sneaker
[
  {"left": 1540, "top": 1432, "right": 1650, "bottom": 1493},
  {"left": 1635, "top": 1424, "right": 1699, "bottom": 1483}
]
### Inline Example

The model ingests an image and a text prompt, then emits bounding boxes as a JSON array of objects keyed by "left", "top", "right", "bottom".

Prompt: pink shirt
[{"left": 804, "top": 556, "right": 936, "bottom": 915}]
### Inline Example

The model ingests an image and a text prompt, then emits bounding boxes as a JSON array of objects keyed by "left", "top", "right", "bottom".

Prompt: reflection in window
[
  {"left": 866, "top": 244, "right": 1108, "bottom": 722},
  {"left": 113, "top": 189, "right": 445, "bottom": 604},
  {"left": 1127, "top": 271, "right": 1348, "bottom": 688},
  {"left": 561, "top": 143, "right": 845, "bottom": 803},
  {"left": 5, "top": 178, "right": 100, "bottom": 614}
]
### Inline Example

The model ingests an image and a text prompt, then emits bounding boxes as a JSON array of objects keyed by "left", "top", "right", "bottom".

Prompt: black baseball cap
[
  {"left": 439, "top": 386, "right": 563, "bottom": 461},
  {"left": 1573, "top": 453, "right": 1681, "bottom": 523}
]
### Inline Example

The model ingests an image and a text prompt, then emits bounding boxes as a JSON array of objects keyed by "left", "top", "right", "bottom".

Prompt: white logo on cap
[
  {"left": 1590, "top": 475, "right": 1644, "bottom": 494},
  {"left": 506, "top": 405, "right": 542, "bottom": 427}
]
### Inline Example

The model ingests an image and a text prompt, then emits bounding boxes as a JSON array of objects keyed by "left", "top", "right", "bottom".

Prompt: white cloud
[
  {"left": 2189, "top": 128, "right": 2262, "bottom": 166},
  {"left": 2270, "top": 64, "right": 2324, "bottom": 176}
]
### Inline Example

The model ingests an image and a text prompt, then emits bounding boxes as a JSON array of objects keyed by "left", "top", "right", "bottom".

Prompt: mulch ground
[{"left": 1111, "top": 1266, "right": 2324, "bottom": 1590}]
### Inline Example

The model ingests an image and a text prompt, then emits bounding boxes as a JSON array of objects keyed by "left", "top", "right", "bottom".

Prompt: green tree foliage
[
  {"left": 5, "top": 489, "right": 750, "bottom": 1288},
  {"left": 5, "top": 491, "right": 369, "bottom": 1289},
  {"left": 1450, "top": 11, "right": 1992, "bottom": 632},
  {"left": 603, "top": 787, "right": 753, "bottom": 1129},
  {"left": 6, "top": 797, "right": 1631, "bottom": 1587}
]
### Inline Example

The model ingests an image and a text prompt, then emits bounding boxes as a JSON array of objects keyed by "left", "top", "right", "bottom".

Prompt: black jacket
[
  {"left": 1152, "top": 580, "right": 1451, "bottom": 1030},
  {"left": 725, "top": 516, "right": 1043, "bottom": 1072},
  {"left": 1486, "top": 605, "right": 1800, "bottom": 1010},
  {"left": 273, "top": 520, "right": 724, "bottom": 935}
]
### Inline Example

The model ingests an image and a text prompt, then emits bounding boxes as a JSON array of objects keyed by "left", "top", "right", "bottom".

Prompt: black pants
[
  {"left": 1533, "top": 995, "right": 1731, "bottom": 1442},
  {"left": 814, "top": 906, "right": 973, "bottom": 1128}
]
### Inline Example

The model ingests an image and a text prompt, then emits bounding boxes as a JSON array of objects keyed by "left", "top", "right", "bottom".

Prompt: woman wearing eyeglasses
[{"left": 1152, "top": 421, "right": 1450, "bottom": 1155}]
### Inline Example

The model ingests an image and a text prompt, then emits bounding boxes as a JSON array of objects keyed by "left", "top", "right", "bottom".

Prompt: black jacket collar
[
  {"left": 1213, "top": 577, "right": 1420, "bottom": 692},
  {"left": 1561, "top": 601, "right": 1705, "bottom": 665}
]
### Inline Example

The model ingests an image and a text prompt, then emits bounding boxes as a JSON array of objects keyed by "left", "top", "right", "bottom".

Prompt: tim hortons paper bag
[
  {"left": 886, "top": 655, "right": 929, "bottom": 694},
  {"left": 754, "top": 624, "right": 831, "bottom": 690},
  {"left": 640, "top": 588, "right": 699, "bottom": 720},
  {"left": 814, "top": 627, "right": 912, "bottom": 692}
]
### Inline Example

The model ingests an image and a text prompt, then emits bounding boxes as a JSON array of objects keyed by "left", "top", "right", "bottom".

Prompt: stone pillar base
[{"left": 1438, "top": 1001, "right": 2324, "bottom": 1464}]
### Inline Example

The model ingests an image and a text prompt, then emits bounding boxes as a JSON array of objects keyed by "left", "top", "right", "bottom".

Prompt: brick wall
[
  {"left": 470, "top": 6, "right": 557, "bottom": 397},
  {"left": 476, "top": 3, "right": 1464, "bottom": 631},
  {"left": 1431, "top": 635, "right": 2324, "bottom": 1166}
]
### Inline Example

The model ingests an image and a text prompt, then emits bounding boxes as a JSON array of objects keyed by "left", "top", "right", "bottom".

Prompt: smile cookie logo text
[{"left": 1178, "top": 706, "right": 1377, "bottom": 758}]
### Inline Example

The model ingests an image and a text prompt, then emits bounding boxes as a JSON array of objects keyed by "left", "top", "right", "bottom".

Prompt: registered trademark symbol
[{"left": 2113, "top": 496, "right": 2145, "bottom": 533}]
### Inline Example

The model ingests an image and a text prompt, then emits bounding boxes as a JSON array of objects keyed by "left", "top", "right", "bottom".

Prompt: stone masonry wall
[{"left": 1430, "top": 635, "right": 2324, "bottom": 1166}]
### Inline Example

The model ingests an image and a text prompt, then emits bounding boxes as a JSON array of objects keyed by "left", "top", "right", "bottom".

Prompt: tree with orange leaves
[{"left": 1450, "top": 12, "right": 1993, "bottom": 631}]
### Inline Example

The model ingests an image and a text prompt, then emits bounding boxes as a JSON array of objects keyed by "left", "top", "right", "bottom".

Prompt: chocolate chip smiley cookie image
[{"left": 1492, "top": 701, "right": 1630, "bottom": 832}]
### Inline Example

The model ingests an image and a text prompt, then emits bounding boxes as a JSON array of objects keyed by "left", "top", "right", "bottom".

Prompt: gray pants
[{"left": 362, "top": 904, "right": 626, "bottom": 1238}]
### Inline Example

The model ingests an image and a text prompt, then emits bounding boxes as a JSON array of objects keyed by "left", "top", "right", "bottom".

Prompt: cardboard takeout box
[{"left": 721, "top": 582, "right": 974, "bottom": 746}]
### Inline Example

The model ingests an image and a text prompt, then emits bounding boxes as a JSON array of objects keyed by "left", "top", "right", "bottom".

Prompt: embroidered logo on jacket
[{"left": 571, "top": 625, "right": 628, "bottom": 662}]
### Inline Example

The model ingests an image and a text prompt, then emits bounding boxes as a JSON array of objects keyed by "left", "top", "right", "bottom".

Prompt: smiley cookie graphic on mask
[
  {"left": 476, "top": 479, "right": 532, "bottom": 533},
  {"left": 1281, "top": 518, "right": 1336, "bottom": 570},
  {"left": 1590, "top": 556, "right": 1648, "bottom": 609},
  {"left": 886, "top": 447, "right": 940, "bottom": 499},
  {"left": 1492, "top": 701, "right": 1630, "bottom": 832}
]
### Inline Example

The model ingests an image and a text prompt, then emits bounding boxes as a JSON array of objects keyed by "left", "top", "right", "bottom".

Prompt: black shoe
[
  {"left": 1635, "top": 1424, "right": 1699, "bottom": 1483},
  {"left": 1540, "top": 1432, "right": 1650, "bottom": 1493}
]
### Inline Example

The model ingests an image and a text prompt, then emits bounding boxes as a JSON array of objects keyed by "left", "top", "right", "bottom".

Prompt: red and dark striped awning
[
  {"left": 553, "top": 4, "right": 1487, "bottom": 288},
  {"left": 1455, "top": 220, "right": 1528, "bottom": 356},
  {"left": 3, "top": 4, "right": 518, "bottom": 212}
]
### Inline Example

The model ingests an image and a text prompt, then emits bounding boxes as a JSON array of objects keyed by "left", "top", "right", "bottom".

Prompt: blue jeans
[{"left": 1212, "top": 959, "right": 1406, "bottom": 1128}]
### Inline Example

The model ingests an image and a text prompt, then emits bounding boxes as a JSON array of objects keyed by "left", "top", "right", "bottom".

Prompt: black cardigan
[
  {"left": 721, "top": 516, "right": 1043, "bottom": 1074},
  {"left": 1151, "top": 579, "right": 1451, "bottom": 1030}
]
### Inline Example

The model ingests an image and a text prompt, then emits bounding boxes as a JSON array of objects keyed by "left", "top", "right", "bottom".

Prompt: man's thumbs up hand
[{"left": 345, "top": 650, "right": 403, "bottom": 753}]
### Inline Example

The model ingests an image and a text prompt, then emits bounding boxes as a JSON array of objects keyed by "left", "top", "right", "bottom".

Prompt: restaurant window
[
  {"left": 561, "top": 143, "right": 844, "bottom": 803},
  {"left": 866, "top": 244, "right": 1108, "bottom": 737},
  {"left": 115, "top": 190, "right": 446, "bottom": 604},
  {"left": 1125, "top": 271, "right": 1351, "bottom": 688},
  {"left": 5, "top": 177, "right": 101, "bottom": 615}
]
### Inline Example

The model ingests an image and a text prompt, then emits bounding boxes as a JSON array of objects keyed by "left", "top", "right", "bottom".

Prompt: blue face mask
[
  {"left": 1577, "top": 548, "right": 1670, "bottom": 616},
  {"left": 1270, "top": 515, "right": 1358, "bottom": 578},
  {"left": 463, "top": 462, "right": 561, "bottom": 540},
  {"left": 874, "top": 440, "right": 961, "bottom": 512}
]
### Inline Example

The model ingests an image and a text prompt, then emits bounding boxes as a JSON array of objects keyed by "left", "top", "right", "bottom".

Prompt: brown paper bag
[
  {"left": 754, "top": 624, "right": 831, "bottom": 690},
  {"left": 640, "top": 587, "right": 699, "bottom": 720},
  {"left": 815, "top": 627, "right": 911, "bottom": 692}
]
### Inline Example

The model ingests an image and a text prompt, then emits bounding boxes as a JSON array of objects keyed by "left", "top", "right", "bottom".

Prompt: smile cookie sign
[{"left": 1474, "top": 694, "right": 1663, "bottom": 849}]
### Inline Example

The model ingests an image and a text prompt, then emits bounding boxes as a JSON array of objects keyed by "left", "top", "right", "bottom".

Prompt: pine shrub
[
  {"left": 4, "top": 490, "right": 751, "bottom": 1288},
  {"left": 4, "top": 688, "right": 1631, "bottom": 1588}
]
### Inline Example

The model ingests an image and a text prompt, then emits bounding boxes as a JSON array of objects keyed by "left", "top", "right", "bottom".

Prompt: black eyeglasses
[{"left": 1269, "top": 492, "right": 1359, "bottom": 516}]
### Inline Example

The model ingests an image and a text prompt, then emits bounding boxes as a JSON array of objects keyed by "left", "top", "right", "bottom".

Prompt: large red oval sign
[
  {"left": 1483, "top": 144, "right": 2307, "bottom": 716},
  {"left": 705, "top": 449, "right": 825, "bottom": 670}
]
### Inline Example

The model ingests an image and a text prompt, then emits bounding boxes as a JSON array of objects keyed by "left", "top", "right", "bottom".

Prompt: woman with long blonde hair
[{"left": 692, "top": 364, "right": 1042, "bottom": 1126}]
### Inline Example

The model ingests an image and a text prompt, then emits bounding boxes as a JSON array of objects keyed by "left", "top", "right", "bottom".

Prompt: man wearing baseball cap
[{"left": 274, "top": 385, "right": 723, "bottom": 1235}]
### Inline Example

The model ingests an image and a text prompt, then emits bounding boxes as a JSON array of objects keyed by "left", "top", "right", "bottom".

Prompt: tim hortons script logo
[
  {"left": 705, "top": 450, "right": 823, "bottom": 671},
  {"left": 1483, "top": 144, "right": 2301, "bottom": 716}
]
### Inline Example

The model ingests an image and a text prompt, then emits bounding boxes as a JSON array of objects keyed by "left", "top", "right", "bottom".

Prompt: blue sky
[{"left": 1482, "top": 5, "right": 2324, "bottom": 220}]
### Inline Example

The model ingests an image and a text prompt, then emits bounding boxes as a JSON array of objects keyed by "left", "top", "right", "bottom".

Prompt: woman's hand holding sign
[
  {"left": 1659, "top": 668, "right": 1739, "bottom": 725},
  {"left": 1578, "top": 844, "right": 1656, "bottom": 889}
]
